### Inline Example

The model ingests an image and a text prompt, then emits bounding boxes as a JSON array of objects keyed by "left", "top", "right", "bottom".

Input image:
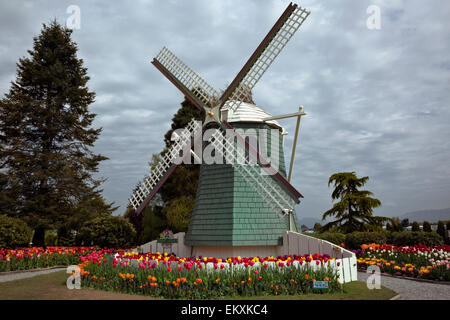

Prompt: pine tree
[
  {"left": 0, "top": 21, "right": 112, "bottom": 246},
  {"left": 321, "top": 172, "right": 386, "bottom": 233}
]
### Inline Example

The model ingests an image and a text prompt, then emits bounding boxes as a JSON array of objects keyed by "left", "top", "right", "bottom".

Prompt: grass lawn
[
  {"left": 0, "top": 271, "right": 397, "bottom": 300},
  {"left": 236, "top": 281, "right": 397, "bottom": 300}
]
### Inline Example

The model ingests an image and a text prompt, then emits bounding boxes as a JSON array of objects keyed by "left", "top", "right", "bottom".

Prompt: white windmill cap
[{"left": 222, "top": 101, "right": 283, "bottom": 130}]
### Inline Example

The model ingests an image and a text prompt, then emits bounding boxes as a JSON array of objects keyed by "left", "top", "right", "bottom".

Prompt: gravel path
[
  {"left": 358, "top": 271, "right": 450, "bottom": 300},
  {"left": 0, "top": 268, "right": 67, "bottom": 283}
]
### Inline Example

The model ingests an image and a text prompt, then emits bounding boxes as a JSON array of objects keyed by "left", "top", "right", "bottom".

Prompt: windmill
[{"left": 130, "top": 2, "right": 310, "bottom": 257}]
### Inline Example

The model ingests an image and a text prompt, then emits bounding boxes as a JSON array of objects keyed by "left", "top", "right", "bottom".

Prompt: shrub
[
  {"left": 78, "top": 216, "right": 136, "bottom": 248},
  {"left": 387, "top": 231, "right": 443, "bottom": 246},
  {"left": 422, "top": 221, "right": 432, "bottom": 232},
  {"left": 411, "top": 221, "right": 420, "bottom": 232},
  {"left": 0, "top": 215, "right": 33, "bottom": 248},
  {"left": 312, "top": 232, "right": 346, "bottom": 245},
  {"left": 437, "top": 221, "right": 445, "bottom": 239},
  {"left": 344, "top": 232, "right": 387, "bottom": 249},
  {"left": 44, "top": 231, "right": 58, "bottom": 246}
]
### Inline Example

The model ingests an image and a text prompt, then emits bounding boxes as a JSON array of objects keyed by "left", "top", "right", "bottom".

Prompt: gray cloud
[{"left": 1, "top": 0, "right": 449, "bottom": 221}]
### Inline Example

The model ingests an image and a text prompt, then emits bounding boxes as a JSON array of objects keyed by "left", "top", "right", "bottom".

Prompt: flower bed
[
  {"left": 355, "top": 244, "right": 450, "bottom": 281},
  {"left": 0, "top": 247, "right": 124, "bottom": 272},
  {"left": 79, "top": 252, "right": 342, "bottom": 299},
  {"left": 1, "top": 247, "right": 344, "bottom": 298}
]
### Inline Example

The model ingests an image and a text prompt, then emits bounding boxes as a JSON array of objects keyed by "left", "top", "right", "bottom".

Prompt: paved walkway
[
  {"left": 0, "top": 268, "right": 66, "bottom": 283},
  {"left": 358, "top": 271, "right": 450, "bottom": 300}
]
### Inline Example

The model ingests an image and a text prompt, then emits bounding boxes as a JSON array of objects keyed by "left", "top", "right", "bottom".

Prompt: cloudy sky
[{"left": 1, "top": 0, "right": 449, "bottom": 221}]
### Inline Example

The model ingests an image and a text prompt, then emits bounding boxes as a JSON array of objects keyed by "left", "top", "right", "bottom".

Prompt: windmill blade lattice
[
  {"left": 209, "top": 128, "right": 296, "bottom": 218},
  {"left": 129, "top": 119, "right": 201, "bottom": 211},
  {"left": 222, "top": 4, "right": 310, "bottom": 113},
  {"left": 154, "top": 47, "right": 220, "bottom": 107}
]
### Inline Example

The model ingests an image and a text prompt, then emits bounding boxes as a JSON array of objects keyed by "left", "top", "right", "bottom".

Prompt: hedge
[
  {"left": 386, "top": 231, "right": 443, "bottom": 246},
  {"left": 316, "top": 231, "right": 445, "bottom": 249}
]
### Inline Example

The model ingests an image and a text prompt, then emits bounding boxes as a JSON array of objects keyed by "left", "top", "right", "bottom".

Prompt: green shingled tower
[{"left": 185, "top": 121, "right": 299, "bottom": 247}]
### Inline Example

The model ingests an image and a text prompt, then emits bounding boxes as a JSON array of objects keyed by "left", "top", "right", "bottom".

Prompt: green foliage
[
  {"left": 344, "top": 232, "right": 387, "bottom": 249},
  {"left": 0, "top": 215, "right": 32, "bottom": 248},
  {"left": 411, "top": 221, "right": 420, "bottom": 232},
  {"left": 312, "top": 232, "right": 346, "bottom": 245},
  {"left": 437, "top": 221, "right": 446, "bottom": 239},
  {"left": 321, "top": 172, "right": 386, "bottom": 233},
  {"left": 164, "top": 196, "right": 195, "bottom": 233},
  {"left": 78, "top": 216, "right": 136, "bottom": 248},
  {"left": 57, "top": 225, "right": 75, "bottom": 246},
  {"left": 142, "top": 205, "right": 167, "bottom": 243},
  {"left": 386, "top": 232, "right": 443, "bottom": 246},
  {"left": 422, "top": 221, "right": 432, "bottom": 232},
  {"left": 124, "top": 206, "right": 143, "bottom": 244},
  {"left": 0, "top": 21, "right": 113, "bottom": 245}
]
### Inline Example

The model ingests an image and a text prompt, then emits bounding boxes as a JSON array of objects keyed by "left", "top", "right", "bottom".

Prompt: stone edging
[
  {"left": 0, "top": 266, "right": 67, "bottom": 276},
  {"left": 358, "top": 268, "right": 450, "bottom": 286},
  {"left": 390, "top": 294, "right": 401, "bottom": 300}
]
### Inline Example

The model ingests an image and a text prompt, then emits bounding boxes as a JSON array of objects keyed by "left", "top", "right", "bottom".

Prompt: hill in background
[{"left": 400, "top": 208, "right": 450, "bottom": 223}]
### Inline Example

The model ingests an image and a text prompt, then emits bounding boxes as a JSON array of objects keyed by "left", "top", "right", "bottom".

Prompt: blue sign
[{"left": 312, "top": 281, "right": 329, "bottom": 290}]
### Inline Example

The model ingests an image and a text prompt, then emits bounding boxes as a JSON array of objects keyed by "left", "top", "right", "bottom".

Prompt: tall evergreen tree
[
  {"left": 321, "top": 172, "right": 386, "bottom": 233},
  {"left": 0, "top": 21, "right": 113, "bottom": 246}
]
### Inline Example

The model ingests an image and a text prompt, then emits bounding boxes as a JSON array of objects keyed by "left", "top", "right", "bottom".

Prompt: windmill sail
[
  {"left": 129, "top": 119, "right": 202, "bottom": 213},
  {"left": 153, "top": 47, "right": 219, "bottom": 110},
  {"left": 220, "top": 3, "right": 310, "bottom": 113}
]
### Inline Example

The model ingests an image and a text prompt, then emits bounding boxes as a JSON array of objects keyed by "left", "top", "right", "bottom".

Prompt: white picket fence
[{"left": 134, "top": 231, "right": 358, "bottom": 284}]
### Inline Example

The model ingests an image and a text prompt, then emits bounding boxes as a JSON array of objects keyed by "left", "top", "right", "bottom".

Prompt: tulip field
[
  {"left": 78, "top": 251, "right": 341, "bottom": 299},
  {"left": 2, "top": 243, "right": 448, "bottom": 299},
  {"left": 1, "top": 247, "right": 341, "bottom": 299},
  {"left": 355, "top": 244, "right": 450, "bottom": 281}
]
